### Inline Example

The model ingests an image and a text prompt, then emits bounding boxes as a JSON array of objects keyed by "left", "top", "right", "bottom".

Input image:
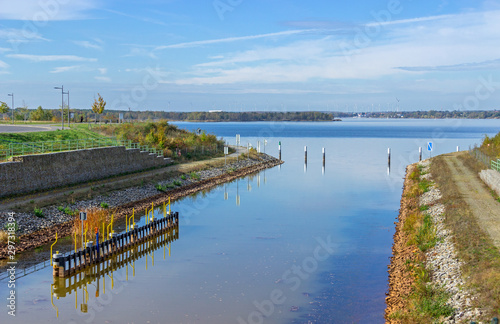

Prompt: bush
[
  {"left": 34, "top": 208, "right": 44, "bottom": 218},
  {"left": 100, "top": 202, "right": 109, "bottom": 209}
]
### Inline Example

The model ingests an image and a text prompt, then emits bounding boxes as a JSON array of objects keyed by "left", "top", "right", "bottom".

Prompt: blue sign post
[{"left": 427, "top": 142, "right": 433, "bottom": 158}]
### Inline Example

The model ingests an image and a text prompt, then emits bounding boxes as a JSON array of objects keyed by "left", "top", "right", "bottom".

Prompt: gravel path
[
  {"left": 419, "top": 160, "right": 483, "bottom": 323},
  {"left": 443, "top": 154, "right": 500, "bottom": 249}
]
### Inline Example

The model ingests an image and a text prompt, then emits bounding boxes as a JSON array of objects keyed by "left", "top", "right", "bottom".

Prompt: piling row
[
  {"left": 52, "top": 212, "right": 179, "bottom": 277},
  {"left": 52, "top": 226, "right": 179, "bottom": 298}
]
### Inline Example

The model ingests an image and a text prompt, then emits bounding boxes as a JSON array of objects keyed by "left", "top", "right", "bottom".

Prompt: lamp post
[
  {"left": 54, "top": 86, "right": 64, "bottom": 129},
  {"left": 64, "top": 90, "right": 70, "bottom": 128},
  {"left": 7, "top": 93, "right": 13, "bottom": 124}
]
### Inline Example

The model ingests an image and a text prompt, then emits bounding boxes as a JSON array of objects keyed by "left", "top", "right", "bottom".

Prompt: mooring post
[
  {"left": 457, "top": 146, "right": 459, "bottom": 152},
  {"left": 322, "top": 148, "right": 325, "bottom": 166},
  {"left": 388, "top": 148, "right": 391, "bottom": 166},
  {"left": 304, "top": 146, "right": 307, "bottom": 163},
  {"left": 419, "top": 147, "right": 422, "bottom": 161},
  {"left": 278, "top": 142, "right": 281, "bottom": 161}
]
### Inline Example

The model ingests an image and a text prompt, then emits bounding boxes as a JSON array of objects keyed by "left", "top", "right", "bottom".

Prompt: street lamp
[
  {"left": 7, "top": 93, "right": 13, "bottom": 124},
  {"left": 64, "top": 90, "right": 70, "bottom": 128},
  {"left": 54, "top": 86, "right": 64, "bottom": 129}
]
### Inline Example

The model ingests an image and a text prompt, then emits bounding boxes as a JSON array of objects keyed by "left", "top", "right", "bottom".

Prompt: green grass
[
  {"left": 189, "top": 171, "right": 200, "bottom": 180},
  {"left": 414, "top": 284, "right": 454, "bottom": 318},
  {"left": 415, "top": 213, "right": 438, "bottom": 252},
  {"left": 33, "top": 207, "right": 44, "bottom": 218},
  {"left": 100, "top": 202, "right": 109, "bottom": 209},
  {"left": 419, "top": 205, "right": 430, "bottom": 211},
  {"left": 418, "top": 179, "right": 432, "bottom": 193},
  {"left": 173, "top": 180, "right": 182, "bottom": 186},
  {"left": 0, "top": 126, "right": 107, "bottom": 144},
  {"left": 181, "top": 174, "right": 187, "bottom": 180}
]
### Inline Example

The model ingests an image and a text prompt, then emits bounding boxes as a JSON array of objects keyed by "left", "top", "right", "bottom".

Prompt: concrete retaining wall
[
  {"left": 0, "top": 147, "right": 171, "bottom": 197},
  {"left": 479, "top": 169, "right": 500, "bottom": 196}
]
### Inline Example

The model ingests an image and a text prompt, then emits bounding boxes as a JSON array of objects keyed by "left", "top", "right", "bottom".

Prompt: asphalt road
[{"left": 0, "top": 124, "right": 63, "bottom": 133}]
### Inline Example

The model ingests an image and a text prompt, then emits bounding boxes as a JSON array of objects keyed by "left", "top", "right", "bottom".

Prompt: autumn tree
[
  {"left": 0, "top": 101, "right": 9, "bottom": 114},
  {"left": 91, "top": 93, "right": 106, "bottom": 122}
]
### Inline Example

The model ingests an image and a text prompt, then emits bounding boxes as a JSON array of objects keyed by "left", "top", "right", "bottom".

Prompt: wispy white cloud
[
  {"left": 365, "top": 14, "right": 453, "bottom": 27},
  {"left": 73, "top": 40, "right": 103, "bottom": 50},
  {"left": 105, "top": 9, "right": 168, "bottom": 26},
  {"left": 168, "top": 10, "right": 500, "bottom": 89},
  {"left": 7, "top": 54, "right": 97, "bottom": 62},
  {"left": 0, "top": 47, "right": 12, "bottom": 53},
  {"left": 0, "top": 59, "right": 9, "bottom": 69},
  {"left": 124, "top": 67, "right": 169, "bottom": 78},
  {"left": 124, "top": 47, "right": 157, "bottom": 59},
  {"left": 50, "top": 65, "right": 83, "bottom": 73},
  {"left": 154, "top": 30, "right": 317, "bottom": 50},
  {"left": 94, "top": 76, "right": 111, "bottom": 82},
  {"left": 0, "top": 28, "right": 48, "bottom": 44},
  {"left": 397, "top": 59, "right": 500, "bottom": 72},
  {"left": 0, "top": 0, "right": 97, "bottom": 20}
]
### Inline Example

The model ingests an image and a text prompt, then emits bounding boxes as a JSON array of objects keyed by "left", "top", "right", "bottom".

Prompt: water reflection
[{"left": 50, "top": 226, "right": 179, "bottom": 318}]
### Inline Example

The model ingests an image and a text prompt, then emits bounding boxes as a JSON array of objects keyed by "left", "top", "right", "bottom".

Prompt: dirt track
[{"left": 443, "top": 153, "right": 500, "bottom": 249}]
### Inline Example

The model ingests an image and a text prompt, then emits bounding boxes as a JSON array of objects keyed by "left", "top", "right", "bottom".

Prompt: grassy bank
[
  {"left": 0, "top": 121, "right": 231, "bottom": 163},
  {"left": 431, "top": 153, "right": 500, "bottom": 318},
  {"left": 0, "top": 125, "right": 105, "bottom": 143},
  {"left": 388, "top": 163, "right": 453, "bottom": 323},
  {"left": 93, "top": 120, "right": 231, "bottom": 162}
]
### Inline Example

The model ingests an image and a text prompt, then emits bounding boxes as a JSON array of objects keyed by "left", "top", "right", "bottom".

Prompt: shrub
[
  {"left": 34, "top": 208, "right": 44, "bottom": 218},
  {"left": 100, "top": 202, "right": 109, "bottom": 209}
]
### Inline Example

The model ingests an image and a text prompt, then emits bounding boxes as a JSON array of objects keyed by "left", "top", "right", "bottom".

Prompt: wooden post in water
[
  {"left": 278, "top": 142, "right": 281, "bottom": 161},
  {"left": 304, "top": 146, "right": 307, "bottom": 163},
  {"left": 322, "top": 148, "right": 325, "bottom": 166},
  {"left": 388, "top": 148, "right": 391, "bottom": 166},
  {"left": 419, "top": 147, "right": 422, "bottom": 161}
]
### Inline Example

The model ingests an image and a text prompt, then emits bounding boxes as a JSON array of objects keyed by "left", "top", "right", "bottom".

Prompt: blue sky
[{"left": 0, "top": 0, "right": 500, "bottom": 112}]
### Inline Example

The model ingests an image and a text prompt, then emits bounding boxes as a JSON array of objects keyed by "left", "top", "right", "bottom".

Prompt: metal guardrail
[
  {"left": 492, "top": 159, "right": 500, "bottom": 172},
  {"left": 0, "top": 138, "right": 163, "bottom": 162}
]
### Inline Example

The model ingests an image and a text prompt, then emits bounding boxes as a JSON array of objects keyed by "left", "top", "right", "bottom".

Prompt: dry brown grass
[
  {"left": 0, "top": 230, "right": 8, "bottom": 244},
  {"left": 431, "top": 154, "right": 500, "bottom": 317},
  {"left": 72, "top": 208, "right": 113, "bottom": 247}
]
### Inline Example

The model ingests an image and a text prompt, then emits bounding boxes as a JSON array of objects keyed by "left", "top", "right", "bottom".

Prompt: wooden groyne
[{"left": 52, "top": 212, "right": 178, "bottom": 277}]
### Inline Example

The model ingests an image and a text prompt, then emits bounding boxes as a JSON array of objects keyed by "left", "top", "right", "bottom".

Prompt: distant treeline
[
  {"left": 357, "top": 110, "right": 500, "bottom": 119},
  {"left": 1, "top": 108, "right": 338, "bottom": 122},
  {"left": 3, "top": 107, "right": 500, "bottom": 122},
  {"left": 159, "top": 111, "right": 337, "bottom": 121}
]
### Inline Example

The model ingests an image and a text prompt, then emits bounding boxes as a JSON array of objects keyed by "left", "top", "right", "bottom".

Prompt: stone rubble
[
  {"left": 418, "top": 160, "right": 483, "bottom": 324},
  {"left": 0, "top": 155, "right": 275, "bottom": 236}
]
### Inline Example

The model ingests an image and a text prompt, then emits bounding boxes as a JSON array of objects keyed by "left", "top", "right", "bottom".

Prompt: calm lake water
[{"left": 2, "top": 119, "right": 500, "bottom": 324}]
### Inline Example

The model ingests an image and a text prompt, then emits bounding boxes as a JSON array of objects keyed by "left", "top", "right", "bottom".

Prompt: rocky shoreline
[
  {"left": 386, "top": 160, "right": 483, "bottom": 323},
  {"left": 0, "top": 154, "right": 283, "bottom": 259}
]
